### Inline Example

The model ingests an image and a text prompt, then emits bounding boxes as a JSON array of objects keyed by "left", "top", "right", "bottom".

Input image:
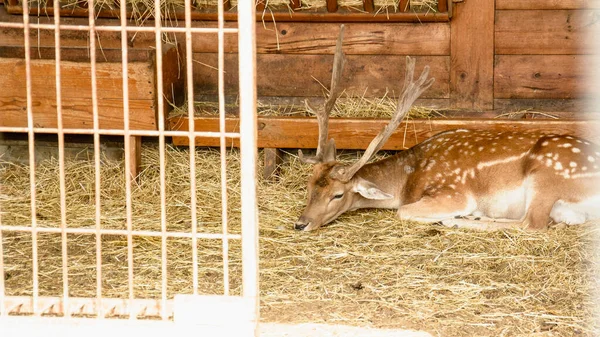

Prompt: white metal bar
[
  {"left": 52, "top": 0, "right": 71, "bottom": 318},
  {"left": 20, "top": 0, "right": 40, "bottom": 318},
  {"left": 218, "top": 0, "right": 230, "bottom": 297},
  {"left": 183, "top": 0, "right": 200, "bottom": 296},
  {"left": 0, "top": 22, "right": 238, "bottom": 34},
  {"left": 152, "top": 0, "right": 169, "bottom": 322},
  {"left": 0, "top": 127, "right": 240, "bottom": 138},
  {"left": 0, "top": 226, "right": 242, "bottom": 240},
  {"left": 87, "top": 0, "right": 104, "bottom": 320},
  {"left": 118, "top": 1, "right": 135, "bottom": 319},
  {"left": 237, "top": 0, "right": 259, "bottom": 333}
]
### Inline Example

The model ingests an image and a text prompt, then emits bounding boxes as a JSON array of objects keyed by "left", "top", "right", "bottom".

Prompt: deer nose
[{"left": 294, "top": 216, "right": 311, "bottom": 231}]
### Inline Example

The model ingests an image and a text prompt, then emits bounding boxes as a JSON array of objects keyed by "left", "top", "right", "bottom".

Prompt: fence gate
[{"left": 0, "top": 0, "right": 259, "bottom": 334}]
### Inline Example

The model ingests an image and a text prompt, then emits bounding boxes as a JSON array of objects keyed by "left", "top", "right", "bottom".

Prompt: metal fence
[{"left": 0, "top": 0, "right": 258, "bottom": 334}]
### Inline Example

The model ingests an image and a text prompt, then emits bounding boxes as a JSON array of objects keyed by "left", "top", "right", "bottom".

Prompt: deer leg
[
  {"left": 521, "top": 193, "right": 558, "bottom": 231},
  {"left": 438, "top": 218, "right": 523, "bottom": 231},
  {"left": 397, "top": 193, "right": 476, "bottom": 223}
]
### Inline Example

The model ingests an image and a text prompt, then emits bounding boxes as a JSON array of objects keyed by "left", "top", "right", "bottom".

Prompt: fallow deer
[{"left": 294, "top": 25, "right": 600, "bottom": 232}]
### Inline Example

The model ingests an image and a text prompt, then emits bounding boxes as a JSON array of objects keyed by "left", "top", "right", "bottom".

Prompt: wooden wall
[{"left": 192, "top": 0, "right": 600, "bottom": 114}]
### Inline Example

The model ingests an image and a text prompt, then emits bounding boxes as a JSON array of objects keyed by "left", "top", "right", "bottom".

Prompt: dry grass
[
  {"left": 170, "top": 92, "right": 446, "bottom": 120},
  {"left": 1, "top": 144, "right": 599, "bottom": 336}
]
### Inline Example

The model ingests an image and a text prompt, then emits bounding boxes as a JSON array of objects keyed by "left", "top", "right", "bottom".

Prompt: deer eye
[{"left": 332, "top": 193, "right": 344, "bottom": 200}]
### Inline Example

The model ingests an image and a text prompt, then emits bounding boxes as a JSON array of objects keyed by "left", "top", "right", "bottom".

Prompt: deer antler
[
  {"left": 298, "top": 24, "right": 346, "bottom": 164},
  {"left": 330, "top": 56, "right": 435, "bottom": 182}
]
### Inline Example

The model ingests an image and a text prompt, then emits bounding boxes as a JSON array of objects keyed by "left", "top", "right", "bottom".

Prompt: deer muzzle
[{"left": 294, "top": 215, "right": 314, "bottom": 231}]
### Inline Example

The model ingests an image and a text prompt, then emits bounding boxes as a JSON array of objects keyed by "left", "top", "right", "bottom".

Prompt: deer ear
[
  {"left": 323, "top": 139, "right": 337, "bottom": 163},
  {"left": 353, "top": 178, "right": 393, "bottom": 200}
]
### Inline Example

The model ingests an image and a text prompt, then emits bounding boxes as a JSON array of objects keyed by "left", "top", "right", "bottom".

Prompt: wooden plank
[
  {"left": 191, "top": 22, "right": 450, "bottom": 55},
  {"left": 193, "top": 54, "right": 449, "bottom": 98},
  {"left": 494, "top": 55, "right": 596, "bottom": 99},
  {"left": 5, "top": 5, "right": 450, "bottom": 22},
  {"left": 168, "top": 116, "right": 600, "bottom": 149},
  {"left": 450, "top": 0, "right": 494, "bottom": 109},
  {"left": 0, "top": 96, "right": 155, "bottom": 130},
  {"left": 0, "top": 8, "right": 157, "bottom": 50},
  {"left": 0, "top": 58, "right": 157, "bottom": 130},
  {"left": 290, "top": 0, "right": 301, "bottom": 9},
  {"left": 0, "top": 58, "right": 154, "bottom": 100},
  {"left": 495, "top": 10, "right": 600, "bottom": 55},
  {"left": 496, "top": 0, "right": 600, "bottom": 10},
  {"left": 0, "top": 46, "right": 153, "bottom": 63},
  {"left": 0, "top": 27, "right": 157, "bottom": 51},
  {"left": 363, "top": 0, "right": 374, "bottom": 12}
]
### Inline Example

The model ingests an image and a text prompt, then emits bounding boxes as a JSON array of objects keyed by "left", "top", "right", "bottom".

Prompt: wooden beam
[
  {"left": 167, "top": 116, "right": 600, "bottom": 150},
  {"left": 290, "top": 0, "right": 301, "bottom": 9},
  {"left": 5, "top": 5, "right": 449, "bottom": 22},
  {"left": 450, "top": 0, "right": 494, "bottom": 109},
  {"left": 495, "top": 10, "right": 599, "bottom": 55},
  {"left": 0, "top": 58, "right": 157, "bottom": 130},
  {"left": 496, "top": 0, "right": 600, "bottom": 10},
  {"left": 193, "top": 54, "right": 450, "bottom": 98},
  {"left": 191, "top": 22, "right": 450, "bottom": 55},
  {"left": 494, "top": 55, "right": 592, "bottom": 99}
]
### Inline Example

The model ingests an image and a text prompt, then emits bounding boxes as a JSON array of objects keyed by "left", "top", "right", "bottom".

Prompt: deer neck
[{"left": 351, "top": 150, "right": 414, "bottom": 210}]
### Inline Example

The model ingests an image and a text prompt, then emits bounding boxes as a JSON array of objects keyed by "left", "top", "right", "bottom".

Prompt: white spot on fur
[
  {"left": 589, "top": 156, "right": 596, "bottom": 163},
  {"left": 476, "top": 152, "right": 528, "bottom": 170},
  {"left": 570, "top": 161, "right": 577, "bottom": 168},
  {"left": 404, "top": 165, "right": 415, "bottom": 174},
  {"left": 545, "top": 153, "right": 553, "bottom": 157},
  {"left": 572, "top": 148, "right": 581, "bottom": 153},
  {"left": 542, "top": 141, "right": 549, "bottom": 146},
  {"left": 554, "top": 162, "right": 563, "bottom": 170}
]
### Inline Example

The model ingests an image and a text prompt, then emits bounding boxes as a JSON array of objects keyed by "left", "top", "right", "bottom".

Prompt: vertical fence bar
[
  {"left": 0, "top": 191, "right": 4, "bottom": 317},
  {"left": 118, "top": 0, "right": 135, "bottom": 318},
  {"left": 185, "top": 0, "right": 199, "bottom": 296},
  {"left": 326, "top": 0, "right": 337, "bottom": 12},
  {"left": 363, "top": 0, "right": 374, "bottom": 12},
  {"left": 290, "top": 0, "right": 300, "bottom": 10},
  {"left": 218, "top": 0, "right": 230, "bottom": 297},
  {"left": 238, "top": 0, "right": 259, "bottom": 332},
  {"left": 87, "top": 0, "right": 104, "bottom": 320},
  {"left": 437, "top": 0, "right": 447, "bottom": 12},
  {"left": 53, "top": 0, "right": 71, "bottom": 318},
  {"left": 153, "top": 0, "right": 169, "bottom": 321},
  {"left": 399, "top": 0, "right": 409, "bottom": 12},
  {"left": 21, "top": 0, "right": 41, "bottom": 317}
]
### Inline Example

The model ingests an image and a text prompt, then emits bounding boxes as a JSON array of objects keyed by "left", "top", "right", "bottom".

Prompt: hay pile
[
  {"left": 170, "top": 93, "right": 445, "bottom": 119},
  {"left": 1, "top": 144, "right": 599, "bottom": 336}
]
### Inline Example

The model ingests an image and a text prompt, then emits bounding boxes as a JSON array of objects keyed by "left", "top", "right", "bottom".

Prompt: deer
[{"left": 294, "top": 25, "right": 600, "bottom": 232}]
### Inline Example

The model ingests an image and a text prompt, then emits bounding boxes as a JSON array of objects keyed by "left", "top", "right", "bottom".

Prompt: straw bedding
[{"left": 1, "top": 142, "right": 599, "bottom": 336}]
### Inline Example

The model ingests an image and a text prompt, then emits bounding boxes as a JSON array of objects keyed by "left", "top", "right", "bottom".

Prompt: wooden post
[
  {"left": 450, "top": 0, "right": 495, "bottom": 110},
  {"left": 290, "top": 0, "right": 301, "bottom": 9},
  {"left": 399, "top": 0, "right": 409, "bottom": 12},
  {"left": 128, "top": 136, "right": 142, "bottom": 180},
  {"left": 363, "top": 0, "right": 374, "bottom": 12},
  {"left": 263, "top": 148, "right": 282, "bottom": 180},
  {"left": 437, "top": 0, "right": 447, "bottom": 12},
  {"left": 256, "top": 0, "right": 265, "bottom": 11},
  {"left": 326, "top": 0, "right": 337, "bottom": 13}
]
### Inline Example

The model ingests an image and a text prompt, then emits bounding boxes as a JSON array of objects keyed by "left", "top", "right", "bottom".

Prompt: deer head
[{"left": 294, "top": 25, "right": 435, "bottom": 231}]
